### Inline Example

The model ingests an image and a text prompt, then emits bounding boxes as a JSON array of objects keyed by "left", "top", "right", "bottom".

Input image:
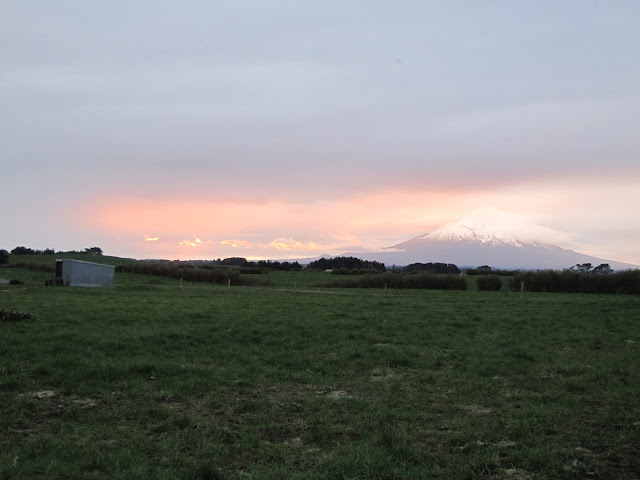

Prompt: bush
[
  {"left": 476, "top": 275, "right": 503, "bottom": 291},
  {"left": 0, "top": 249, "right": 9, "bottom": 264}
]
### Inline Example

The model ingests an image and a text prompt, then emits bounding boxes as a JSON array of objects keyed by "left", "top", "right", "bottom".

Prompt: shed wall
[{"left": 58, "top": 259, "right": 115, "bottom": 287}]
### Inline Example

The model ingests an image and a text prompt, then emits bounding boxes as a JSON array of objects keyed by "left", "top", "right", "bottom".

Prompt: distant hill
[{"left": 8, "top": 253, "right": 138, "bottom": 267}]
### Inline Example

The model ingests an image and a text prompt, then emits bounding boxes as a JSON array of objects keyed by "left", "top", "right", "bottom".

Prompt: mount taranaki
[{"left": 340, "top": 219, "right": 637, "bottom": 270}]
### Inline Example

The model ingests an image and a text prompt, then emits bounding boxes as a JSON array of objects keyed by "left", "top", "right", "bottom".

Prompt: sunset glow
[{"left": 63, "top": 175, "right": 640, "bottom": 263}]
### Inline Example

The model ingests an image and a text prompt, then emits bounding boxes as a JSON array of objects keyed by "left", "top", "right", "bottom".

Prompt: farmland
[{"left": 1, "top": 267, "right": 639, "bottom": 479}]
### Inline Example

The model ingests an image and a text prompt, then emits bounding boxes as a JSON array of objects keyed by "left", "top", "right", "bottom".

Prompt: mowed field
[{"left": 1, "top": 268, "right": 639, "bottom": 479}]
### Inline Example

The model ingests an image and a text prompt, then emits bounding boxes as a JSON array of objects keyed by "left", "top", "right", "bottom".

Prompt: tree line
[
  {"left": 308, "top": 256, "right": 386, "bottom": 272},
  {"left": 7, "top": 246, "right": 103, "bottom": 256},
  {"left": 201, "top": 257, "right": 303, "bottom": 271}
]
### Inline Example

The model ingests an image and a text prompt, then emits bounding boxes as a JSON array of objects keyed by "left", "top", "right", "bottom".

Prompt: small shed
[{"left": 55, "top": 259, "right": 115, "bottom": 287}]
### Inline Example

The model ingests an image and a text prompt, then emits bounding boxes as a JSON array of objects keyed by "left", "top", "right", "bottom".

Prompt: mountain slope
[{"left": 341, "top": 217, "right": 638, "bottom": 270}]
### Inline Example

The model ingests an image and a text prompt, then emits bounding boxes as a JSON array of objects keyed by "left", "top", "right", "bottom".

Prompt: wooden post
[
  {"left": 228, "top": 278, "right": 231, "bottom": 289},
  {"left": 294, "top": 281, "right": 297, "bottom": 293},
  {"left": 520, "top": 280, "right": 524, "bottom": 298}
]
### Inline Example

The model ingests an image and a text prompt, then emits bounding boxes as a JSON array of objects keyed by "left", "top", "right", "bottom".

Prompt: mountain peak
[
  {"left": 416, "top": 218, "right": 535, "bottom": 247},
  {"left": 398, "top": 209, "right": 571, "bottom": 248}
]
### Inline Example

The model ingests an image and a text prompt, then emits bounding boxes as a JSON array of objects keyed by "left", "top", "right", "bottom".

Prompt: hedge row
[
  {"left": 321, "top": 272, "right": 467, "bottom": 290},
  {"left": 511, "top": 270, "right": 640, "bottom": 294},
  {"left": 2, "top": 262, "right": 55, "bottom": 273},
  {"left": 115, "top": 263, "right": 270, "bottom": 286},
  {"left": 476, "top": 275, "right": 503, "bottom": 291},
  {"left": 331, "top": 268, "right": 384, "bottom": 275}
]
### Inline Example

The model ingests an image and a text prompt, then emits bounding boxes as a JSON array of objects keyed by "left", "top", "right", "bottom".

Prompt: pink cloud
[
  {"left": 179, "top": 238, "right": 203, "bottom": 247},
  {"left": 220, "top": 239, "right": 255, "bottom": 249}
]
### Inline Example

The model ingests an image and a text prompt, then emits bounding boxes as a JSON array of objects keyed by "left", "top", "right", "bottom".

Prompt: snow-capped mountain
[
  {"left": 401, "top": 222, "right": 537, "bottom": 248},
  {"left": 340, "top": 213, "right": 638, "bottom": 270}
]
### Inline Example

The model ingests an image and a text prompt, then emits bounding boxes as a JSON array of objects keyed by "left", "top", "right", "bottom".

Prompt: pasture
[{"left": 1, "top": 269, "right": 639, "bottom": 479}]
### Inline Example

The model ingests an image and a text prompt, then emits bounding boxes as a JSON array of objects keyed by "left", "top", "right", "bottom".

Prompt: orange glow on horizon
[
  {"left": 73, "top": 179, "right": 640, "bottom": 261},
  {"left": 79, "top": 189, "right": 477, "bottom": 238}
]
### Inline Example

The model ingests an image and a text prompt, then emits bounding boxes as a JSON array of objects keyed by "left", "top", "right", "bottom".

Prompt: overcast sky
[{"left": 2, "top": 1, "right": 639, "bottom": 264}]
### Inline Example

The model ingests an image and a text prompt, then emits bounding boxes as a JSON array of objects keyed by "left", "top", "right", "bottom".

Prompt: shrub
[
  {"left": 476, "top": 275, "right": 503, "bottom": 291},
  {"left": 0, "top": 249, "right": 9, "bottom": 264}
]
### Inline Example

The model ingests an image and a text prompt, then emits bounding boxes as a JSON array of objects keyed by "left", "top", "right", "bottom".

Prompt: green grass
[{"left": 1, "top": 273, "right": 639, "bottom": 479}]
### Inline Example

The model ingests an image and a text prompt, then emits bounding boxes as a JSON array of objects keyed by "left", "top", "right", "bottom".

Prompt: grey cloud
[{"left": 2, "top": 1, "right": 639, "bottom": 201}]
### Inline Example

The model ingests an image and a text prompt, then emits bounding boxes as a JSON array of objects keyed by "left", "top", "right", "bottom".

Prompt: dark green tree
[
  {"left": 10, "top": 246, "right": 35, "bottom": 255},
  {"left": 592, "top": 263, "right": 613, "bottom": 274},
  {"left": 570, "top": 263, "right": 593, "bottom": 273},
  {"left": 404, "top": 262, "right": 461, "bottom": 274},
  {"left": 221, "top": 257, "right": 248, "bottom": 267}
]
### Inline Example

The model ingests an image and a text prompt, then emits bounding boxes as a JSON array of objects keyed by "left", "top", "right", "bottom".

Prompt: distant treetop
[
  {"left": 308, "top": 256, "right": 386, "bottom": 272},
  {"left": 9, "top": 246, "right": 103, "bottom": 256}
]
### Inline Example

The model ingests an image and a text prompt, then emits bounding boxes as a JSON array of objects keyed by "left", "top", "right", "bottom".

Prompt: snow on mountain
[{"left": 400, "top": 223, "right": 535, "bottom": 248}]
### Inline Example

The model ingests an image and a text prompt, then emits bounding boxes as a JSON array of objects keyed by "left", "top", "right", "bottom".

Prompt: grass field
[{"left": 1, "top": 270, "right": 639, "bottom": 479}]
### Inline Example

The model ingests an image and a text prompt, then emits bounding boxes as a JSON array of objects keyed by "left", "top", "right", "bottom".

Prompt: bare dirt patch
[
  {"left": 32, "top": 390, "right": 56, "bottom": 399},
  {"left": 504, "top": 468, "right": 535, "bottom": 479},
  {"left": 323, "top": 390, "right": 352, "bottom": 399},
  {"left": 371, "top": 372, "right": 404, "bottom": 381},
  {"left": 494, "top": 439, "right": 517, "bottom": 448},
  {"left": 459, "top": 404, "right": 493, "bottom": 416},
  {"left": 10, "top": 390, "right": 101, "bottom": 436}
]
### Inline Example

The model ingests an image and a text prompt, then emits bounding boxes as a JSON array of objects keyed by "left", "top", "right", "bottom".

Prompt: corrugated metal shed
[{"left": 56, "top": 259, "right": 115, "bottom": 287}]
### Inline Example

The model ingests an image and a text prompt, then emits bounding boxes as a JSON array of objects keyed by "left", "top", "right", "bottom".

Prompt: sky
[{"left": 2, "top": 1, "right": 639, "bottom": 264}]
